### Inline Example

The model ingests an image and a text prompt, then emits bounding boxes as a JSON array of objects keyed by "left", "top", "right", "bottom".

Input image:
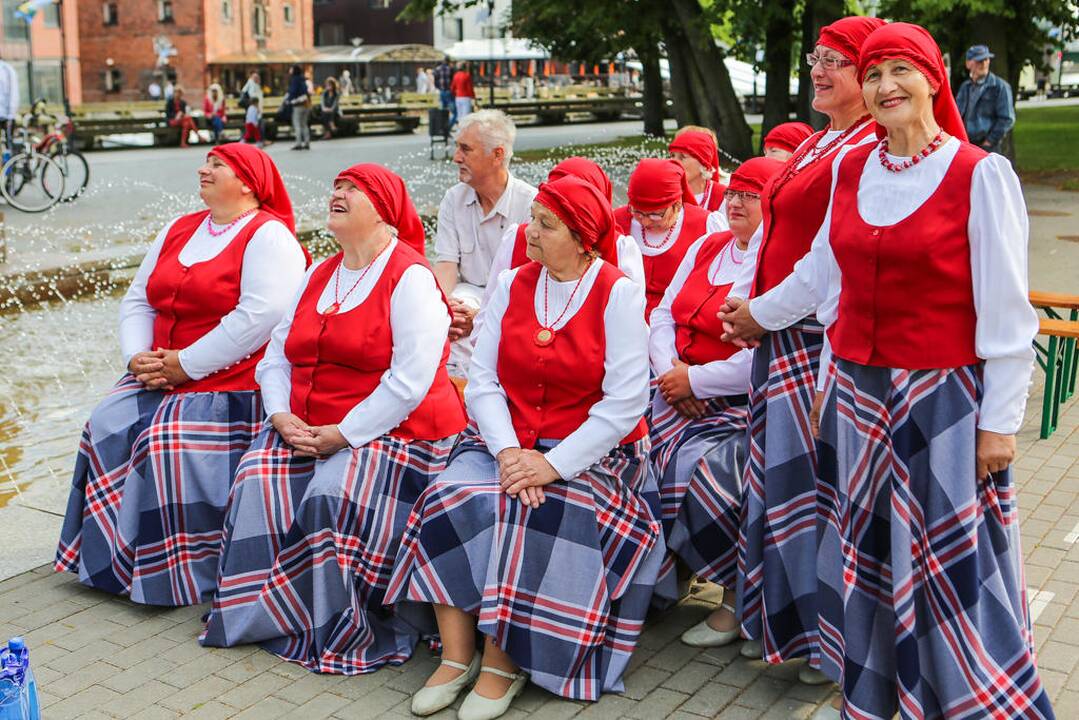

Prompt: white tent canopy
[
  {"left": 445, "top": 39, "right": 551, "bottom": 61},
  {"left": 625, "top": 58, "right": 798, "bottom": 98}
]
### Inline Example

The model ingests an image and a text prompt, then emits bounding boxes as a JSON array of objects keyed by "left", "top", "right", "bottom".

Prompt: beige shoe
[
  {"left": 798, "top": 664, "right": 831, "bottom": 685},
  {"left": 681, "top": 602, "right": 740, "bottom": 647},
  {"left": 457, "top": 666, "right": 528, "bottom": 720},
  {"left": 739, "top": 639, "right": 763, "bottom": 659},
  {"left": 410, "top": 652, "right": 480, "bottom": 716}
]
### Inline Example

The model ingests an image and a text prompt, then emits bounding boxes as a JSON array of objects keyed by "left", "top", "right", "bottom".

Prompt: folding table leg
[{"left": 1041, "top": 335, "right": 1060, "bottom": 440}]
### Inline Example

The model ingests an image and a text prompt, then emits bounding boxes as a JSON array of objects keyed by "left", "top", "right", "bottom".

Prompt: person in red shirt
[{"left": 450, "top": 62, "right": 475, "bottom": 128}]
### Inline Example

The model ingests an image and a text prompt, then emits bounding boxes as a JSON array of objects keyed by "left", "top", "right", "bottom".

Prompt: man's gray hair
[{"left": 459, "top": 110, "right": 517, "bottom": 167}]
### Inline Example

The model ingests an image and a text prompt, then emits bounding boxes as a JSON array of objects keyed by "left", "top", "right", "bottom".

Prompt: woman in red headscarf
[
  {"left": 762, "top": 121, "right": 815, "bottom": 161},
  {"left": 481, "top": 156, "right": 645, "bottom": 309},
  {"left": 615, "top": 157, "right": 712, "bottom": 320},
  {"left": 200, "top": 163, "right": 466, "bottom": 674},
  {"left": 737, "top": 23, "right": 1053, "bottom": 720},
  {"left": 387, "top": 175, "right": 662, "bottom": 718},
  {"left": 644, "top": 158, "right": 783, "bottom": 645},
  {"left": 55, "top": 143, "right": 310, "bottom": 606},
  {"left": 716, "top": 15, "right": 885, "bottom": 675},
  {"left": 669, "top": 127, "right": 729, "bottom": 224}
]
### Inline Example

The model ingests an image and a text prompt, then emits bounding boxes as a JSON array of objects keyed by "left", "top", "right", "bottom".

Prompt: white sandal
[
  {"left": 457, "top": 665, "right": 528, "bottom": 720},
  {"left": 681, "top": 601, "right": 741, "bottom": 647},
  {"left": 410, "top": 652, "right": 481, "bottom": 716}
]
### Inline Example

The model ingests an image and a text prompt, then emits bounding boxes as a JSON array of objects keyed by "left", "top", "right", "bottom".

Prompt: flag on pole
[{"left": 15, "top": 0, "right": 55, "bottom": 22}]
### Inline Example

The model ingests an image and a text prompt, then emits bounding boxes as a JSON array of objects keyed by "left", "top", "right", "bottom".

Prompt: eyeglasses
[
  {"left": 723, "top": 190, "right": 761, "bottom": 203},
  {"left": 629, "top": 206, "right": 671, "bottom": 222},
  {"left": 806, "top": 53, "right": 853, "bottom": 70}
]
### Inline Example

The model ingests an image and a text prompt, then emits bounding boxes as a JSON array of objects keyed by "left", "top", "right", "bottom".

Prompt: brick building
[
  {"left": 313, "top": 0, "right": 430, "bottom": 47},
  {"left": 78, "top": 0, "right": 313, "bottom": 102},
  {"left": 0, "top": 0, "right": 82, "bottom": 108}
]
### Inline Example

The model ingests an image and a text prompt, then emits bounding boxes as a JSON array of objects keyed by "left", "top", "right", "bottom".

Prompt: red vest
[
  {"left": 509, "top": 223, "right": 530, "bottom": 269},
  {"left": 146, "top": 209, "right": 275, "bottom": 393},
  {"left": 284, "top": 244, "right": 466, "bottom": 439},
  {"left": 497, "top": 262, "right": 648, "bottom": 449},
  {"left": 699, "top": 180, "right": 727, "bottom": 213},
  {"left": 751, "top": 123, "right": 877, "bottom": 297},
  {"left": 828, "top": 142, "right": 984, "bottom": 370},
  {"left": 615, "top": 204, "right": 710, "bottom": 320},
  {"left": 671, "top": 232, "right": 743, "bottom": 366}
]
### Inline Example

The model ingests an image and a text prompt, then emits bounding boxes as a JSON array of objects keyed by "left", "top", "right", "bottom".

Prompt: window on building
[
  {"left": 317, "top": 21, "right": 344, "bottom": 46},
  {"left": 222, "top": 0, "right": 232, "bottom": 22},
  {"left": 283, "top": 2, "right": 294, "bottom": 25},
  {"left": 104, "top": 67, "right": 123, "bottom": 93},
  {"left": 253, "top": 3, "right": 267, "bottom": 38},
  {"left": 2, "top": 0, "right": 24, "bottom": 39},
  {"left": 442, "top": 16, "right": 463, "bottom": 42},
  {"left": 102, "top": 2, "right": 118, "bottom": 26},
  {"left": 43, "top": 3, "right": 59, "bottom": 27},
  {"left": 158, "top": 0, "right": 174, "bottom": 23}
]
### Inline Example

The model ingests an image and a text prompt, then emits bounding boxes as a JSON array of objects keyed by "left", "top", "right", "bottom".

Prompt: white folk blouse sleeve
[
  {"left": 969, "top": 154, "right": 1038, "bottom": 434},
  {"left": 118, "top": 219, "right": 175, "bottom": 365},
  {"left": 254, "top": 262, "right": 320, "bottom": 419},
  {"left": 649, "top": 237, "right": 704, "bottom": 374},
  {"left": 616, "top": 234, "right": 646, "bottom": 288},
  {"left": 336, "top": 265, "right": 453, "bottom": 447},
  {"left": 545, "top": 277, "right": 650, "bottom": 480},
  {"left": 728, "top": 223, "right": 763, "bottom": 300},
  {"left": 688, "top": 348, "right": 754, "bottom": 399},
  {"left": 465, "top": 268, "right": 521, "bottom": 457},
  {"left": 177, "top": 222, "right": 307, "bottom": 380},
  {"left": 475, "top": 224, "right": 519, "bottom": 337},
  {"left": 706, "top": 210, "right": 729, "bottom": 235}
]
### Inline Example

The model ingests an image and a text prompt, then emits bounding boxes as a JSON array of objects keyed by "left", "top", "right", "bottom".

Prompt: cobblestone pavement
[{"left": 1, "top": 382, "right": 1076, "bottom": 720}]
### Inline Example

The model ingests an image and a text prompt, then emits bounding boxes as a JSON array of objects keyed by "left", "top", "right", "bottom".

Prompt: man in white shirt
[
  {"left": 0, "top": 54, "right": 20, "bottom": 146},
  {"left": 433, "top": 109, "right": 537, "bottom": 377}
]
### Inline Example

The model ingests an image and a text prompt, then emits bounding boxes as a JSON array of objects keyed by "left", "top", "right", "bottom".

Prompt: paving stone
[
  {"left": 229, "top": 696, "right": 297, "bottom": 720},
  {"left": 159, "top": 675, "right": 237, "bottom": 713},
  {"left": 213, "top": 649, "right": 279, "bottom": 684},
  {"left": 161, "top": 652, "right": 235, "bottom": 689},
  {"left": 622, "top": 664, "right": 673, "bottom": 700},
  {"left": 678, "top": 681, "right": 739, "bottom": 716},
  {"left": 218, "top": 671, "right": 291, "bottom": 710},
  {"left": 574, "top": 693, "right": 636, "bottom": 719},
  {"left": 710, "top": 704, "right": 763, "bottom": 719},
  {"left": 662, "top": 660, "right": 719, "bottom": 695},
  {"left": 182, "top": 701, "right": 238, "bottom": 720},
  {"left": 622, "top": 687, "right": 689, "bottom": 719},
  {"left": 644, "top": 638, "right": 704, "bottom": 673},
  {"left": 737, "top": 677, "right": 794, "bottom": 710},
  {"left": 530, "top": 698, "right": 585, "bottom": 719},
  {"left": 287, "top": 691, "right": 352, "bottom": 719},
  {"left": 1035, "top": 640, "right": 1079, "bottom": 674},
  {"left": 330, "top": 686, "right": 409, "bottom": 720},
  {"left": 99, "top": 679, "right": 176, "bottom": 718},
  {"left": 46, "top": 684, "right": 123, "bottom": 720}
]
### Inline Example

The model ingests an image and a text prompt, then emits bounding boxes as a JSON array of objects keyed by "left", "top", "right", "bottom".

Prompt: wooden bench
[{"left": 1032, "top": 290, "right": 1079, "bottom": 438}]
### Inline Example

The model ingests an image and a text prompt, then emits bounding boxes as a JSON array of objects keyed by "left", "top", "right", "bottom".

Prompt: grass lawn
[{"left": 1014, "top": 105, "right": 1079, "bottom": 189}]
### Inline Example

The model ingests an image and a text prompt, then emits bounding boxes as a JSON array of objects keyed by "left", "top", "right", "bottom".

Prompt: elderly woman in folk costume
[
  {"left": 200, "top": 164, "right": 465, "bottom": 673},
  {"left": 668, "top": 127, "right": 729, "bottom": 232},
  {"left": 761, "top": 121, "right": 815, "bottom": 162},
  {"left": 55, "top": 144, "right": 309, "bottom": 605},
  {"left": 615, "top": 158, "right": 712, "bottom": 321},
  {"left": 482, "top": 156, "right": 645, "bottom": 297},
  {"left": 726, "top": 22, "right": 1055, "bottom": 720},
  {"left": 645, "top": 157, "right": 784, "bottom": 639},
  {"left": 386, "top": 176, "right": 662, "bottom": 720},
  {"left": 713, "top": 17, "right": 885, "bottom": 679}
]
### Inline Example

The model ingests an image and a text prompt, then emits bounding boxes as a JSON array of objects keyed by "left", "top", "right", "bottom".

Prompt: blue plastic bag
[{"left": 0, "top": 638, "right": 39, "bottom": 720}]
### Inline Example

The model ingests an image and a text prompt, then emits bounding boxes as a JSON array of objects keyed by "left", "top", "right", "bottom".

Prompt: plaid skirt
[
  {"left": 816, "top": 359, "right": 1055, "bottom": 720},
  {"left": 385, "top": 429, "right": 665, "bottom": 700},
  {"left": 55, "top": 374, "right": 262, "bottom": 606},
  {"left": 200, "top": 427, "right": 454, "bottom": 674},
  {"left": 649, "top": 394, "right": 748, "bottom": 594},
  {"left": 736, "top": 320, "right": 825, "bottom": 663}
]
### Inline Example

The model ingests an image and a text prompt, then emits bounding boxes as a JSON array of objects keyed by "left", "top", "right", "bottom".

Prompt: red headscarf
[
  {"left": 334, "top": 163, "right": 428, "bottom": 256},
  {"left": 727, "top": 157, "right": 786, "bottom": 195},
  {"left": 762, "top": 122, "right": 815, "bottom": 153},
  {"left": 858, "top": 22, "right": 968, "bottom": 141},
  {"left": 209, "top": 143, "right": 296, "bottom": 235},
  {"left": 668, "top": 130, "right": 720, "bottom": 174},
  {"left": 627, "top": 158, "right": 698, "bottom": 213},
  {"left": 817, "top": 15, "right": 887, "bottom": 64},
  {"left": 534, "top": 176, "right": 618, "bottom": 265},
  {"left": 547, "top": 156, "right": 613, "bottom": 202}
]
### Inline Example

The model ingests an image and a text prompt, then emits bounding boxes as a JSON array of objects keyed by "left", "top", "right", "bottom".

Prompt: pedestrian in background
[
  {"left": 203, "top": 83, "right": 227, "bottom": 144},
  {"left": 955, "top": 44, "right": 1015, "bottom": 154},
  {"left": 286, "top": 64, "right": 311, "bottom": 151},
  {"left": 434, "top": 57, "right": 454, "bottom": 120},
  {"left": 0, "top": 52, "right": 20, "bottom": 150},
  {"left": 320, "top": 76, "right": 341, "bottom": 139},
  {"left": 451, "top": 62, "right": 475, "bottom": 128}
]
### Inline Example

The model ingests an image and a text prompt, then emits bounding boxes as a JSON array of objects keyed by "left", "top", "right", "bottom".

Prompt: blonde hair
[{"left": 675, "top": 124, "right": 718, "bottom": 143}]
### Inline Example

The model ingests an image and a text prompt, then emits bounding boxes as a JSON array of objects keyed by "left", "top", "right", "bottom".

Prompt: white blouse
[
  {"left": 119, "top": 213, "right": 307, "bottom": 380},
  {"left": 256, "top": 238, "right": 452, "bottom": 448},
  {"left": 649, "top": 235, "right": 753, "bottom": 399},
  {"left": 466, "top": 259, "right": 650, "bottom": 480},
  {"left": 695, "top": 189, "right": 729, "bottom": 235},
  {"left": 746, "top": 138, "right": 1036, "bottom": 434}
]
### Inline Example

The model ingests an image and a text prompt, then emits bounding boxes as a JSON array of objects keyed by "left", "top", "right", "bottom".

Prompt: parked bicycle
[
  {"left": 0, "top": 123, "right": 66, "bottom": 214},
  {"left": 27, "top": 100, "right": 89, "bottom": 203}
]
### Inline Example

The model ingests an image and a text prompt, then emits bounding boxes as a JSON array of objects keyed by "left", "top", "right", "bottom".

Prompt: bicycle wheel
[
  {"left": 50, "top": 149, "right": 89, "bottom": 201},
  {"left": 0, "top": 152, "right": 66, "bottom": 213}
]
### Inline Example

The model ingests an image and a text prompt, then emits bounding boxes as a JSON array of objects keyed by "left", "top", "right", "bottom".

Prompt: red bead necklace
[
  {"left": 768, "top": 115, "right": 871, "bottom": 200},
  {"left": 878, "top": 130, "right": 946, "bottom": 173},
  {"left": 323, "top": 241, "right": 392, "bottom": 316},
  {"left": 708, "top": 236, "right": 744, "bottom": 285},
  {"left": 639, "top": 221, "right": 677, "bottom": 250},
  {"left": 534, "top": 264, "right": 590, "bottom": 347},
  {"left": 205, "top": 208, "right": 258, "bottom": 237}
]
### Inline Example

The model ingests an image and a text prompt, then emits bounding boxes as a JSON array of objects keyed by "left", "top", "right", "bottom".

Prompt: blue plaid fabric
[
  {"left": 649, "top": 394, "right": 748, "bottom": 593},
  {"left": 200, "top": 428, "right": 454, "bottom": 674},
  {"left": 737, "top": 321, "right": 826, "bottom": 663},
  {"left": 816, "top": 359, "right": 1055, "bottom": 720},
  {"left": 55, "top": 374, "right": 262, "bottom": 606},
  {"left": 385, "top": 428, "right": 665, "bottom": 700}
]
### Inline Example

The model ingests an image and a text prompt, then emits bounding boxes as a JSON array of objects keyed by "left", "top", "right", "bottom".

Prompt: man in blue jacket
[{"left": 955, "top": 44, "right": 1015, "bottom": 154}]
